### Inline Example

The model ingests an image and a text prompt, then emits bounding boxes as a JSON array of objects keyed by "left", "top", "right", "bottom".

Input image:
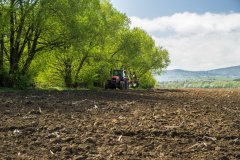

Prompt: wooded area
[{"left": 0, "top": 0, "right": 170, "bottom": 89}]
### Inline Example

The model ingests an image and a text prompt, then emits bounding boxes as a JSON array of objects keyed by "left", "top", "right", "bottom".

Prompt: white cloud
[{"left": 130, "top": 12, "right": 240, "bottom": 71}]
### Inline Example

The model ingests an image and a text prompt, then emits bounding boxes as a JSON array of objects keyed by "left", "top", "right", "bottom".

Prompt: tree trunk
[
  {"left": 20, "top": 30, "right": 40, "bottom": 75},
  {"left": 74, "top": 54, "right": 88, "bottom": 87},
  {"left": 0, "top": 34, "right": 4, "bottom": 86},
  {"left": 64, "top": 58, "right": 73, "bottom": 88},
  {"left": 9, "top": 0, "right": 20, "bottom": 87}
]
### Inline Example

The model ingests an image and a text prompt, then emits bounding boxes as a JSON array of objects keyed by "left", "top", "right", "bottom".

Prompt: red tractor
[
  {"left": 105, "top": 70, "right": 129, "bottom": 89},
  {"left": 105, "top": 69, "right": 139, "bottom": 89}
]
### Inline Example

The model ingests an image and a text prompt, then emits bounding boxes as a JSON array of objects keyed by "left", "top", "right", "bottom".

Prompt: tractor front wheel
[{"left": 125, "top": 81, "right": 129, "bottom": 89}]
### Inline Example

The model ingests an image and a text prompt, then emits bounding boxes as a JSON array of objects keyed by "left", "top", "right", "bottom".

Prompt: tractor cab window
[{"left": 113, "top": 70, "right": 123, "bottom": 77}]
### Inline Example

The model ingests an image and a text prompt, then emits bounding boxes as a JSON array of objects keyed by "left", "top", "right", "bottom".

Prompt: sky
[{"left": 110, "top": 0, "right": 240, "bottom": 71}]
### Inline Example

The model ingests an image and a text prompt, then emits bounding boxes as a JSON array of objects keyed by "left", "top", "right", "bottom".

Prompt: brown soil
[{"left": 0, "top": 89, "right": 239, "bottom": 160}]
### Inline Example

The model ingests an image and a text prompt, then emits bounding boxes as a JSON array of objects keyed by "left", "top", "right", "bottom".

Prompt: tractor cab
[
  {"left": 112, "top": 70, "right": 127, "bottom": 80},
  {"left": 105, "top": 69, "right": 129, "bottom": 89}
]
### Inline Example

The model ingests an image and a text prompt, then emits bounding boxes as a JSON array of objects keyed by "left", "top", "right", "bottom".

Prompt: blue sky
[
  {"left": 110, "top": 0, "right": 240, "bottom": 71},
  {"left": 111, "top": 0, "right": 240, "bottom": 18}
]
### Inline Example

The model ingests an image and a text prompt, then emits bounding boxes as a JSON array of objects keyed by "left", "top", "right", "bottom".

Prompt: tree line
[
  {"left": 158, "top": 80, "right": 240, "bottom": 89},
  {"left": 0, "top": 0, "right": 170, "bottom": 89}
]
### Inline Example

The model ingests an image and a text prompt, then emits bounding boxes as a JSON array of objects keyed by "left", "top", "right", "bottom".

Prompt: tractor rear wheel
[{"left": 119, "top": 81, "right": 125, "bottom": 90}]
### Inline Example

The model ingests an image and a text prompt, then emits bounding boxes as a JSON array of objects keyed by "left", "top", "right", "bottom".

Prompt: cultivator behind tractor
[{"left": 105, "top": 69, "right": 138, "bottom": 90}]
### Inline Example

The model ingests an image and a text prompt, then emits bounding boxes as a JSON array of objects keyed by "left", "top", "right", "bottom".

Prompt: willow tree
[
  {"left": 38, "top": 0, "right": 130, "bottom": 88},
  {"left": 1, "top": 0, "right": 170, "bottom": 88},
  {"left": 108, "top": 27, "right": 170, "bottom": 80},
  {"left": 71, "top": 0, "right": 130, "bottom": 87},
  {"left": 0, "top": 0, "right": 73, "bottom": 87},
  {"left": 0, "top": 0, "right": 8, "bottom": 86}
]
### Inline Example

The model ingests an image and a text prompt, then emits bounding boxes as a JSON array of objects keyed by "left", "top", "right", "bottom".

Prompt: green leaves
[{"left": 1, "top": 0, "right": 170, "bottom": 88}]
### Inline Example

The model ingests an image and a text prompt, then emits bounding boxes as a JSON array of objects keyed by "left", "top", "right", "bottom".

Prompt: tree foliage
[{"left": 0, "top": 0, "right": 170, "bottom": 89}]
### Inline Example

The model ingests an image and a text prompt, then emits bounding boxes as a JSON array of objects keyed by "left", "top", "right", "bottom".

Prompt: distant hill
[{"left": 156, "top": 65, "right": 240, "bottom": 82}]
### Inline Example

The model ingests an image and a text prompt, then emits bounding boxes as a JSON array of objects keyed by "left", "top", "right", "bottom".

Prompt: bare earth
[{"left": 0, "top": 89, "right": 239, "bottom": 160}]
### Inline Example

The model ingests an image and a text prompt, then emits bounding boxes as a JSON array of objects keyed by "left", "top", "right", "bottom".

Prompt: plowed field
[{"left": 0, "top": 89, "right": 240, "bottom": 159}]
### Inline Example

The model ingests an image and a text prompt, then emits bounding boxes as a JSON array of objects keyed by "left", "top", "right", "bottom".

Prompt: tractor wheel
[
  {"left": 125, "top": 81, "right": 129, "bottom": 89},
  {"left": 119, "top": 81, "right": 125, "bottom": 90}
]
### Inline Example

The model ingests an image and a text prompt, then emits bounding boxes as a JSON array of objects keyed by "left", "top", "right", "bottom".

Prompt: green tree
[
  {"left": 108, "top": 27, "right": 170, "bottom": 85},
  {"left": 42, "top": 0, "right": 130, "bottom": 88},
  {"left": 0, "top": 0, "right": 8, "bottom": 86},
  {"left": 0, "top": 0, "right": 79, "bottom": 87},
  {"left": 1, "top": 0, "right": 170, "bottom": 89}
]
